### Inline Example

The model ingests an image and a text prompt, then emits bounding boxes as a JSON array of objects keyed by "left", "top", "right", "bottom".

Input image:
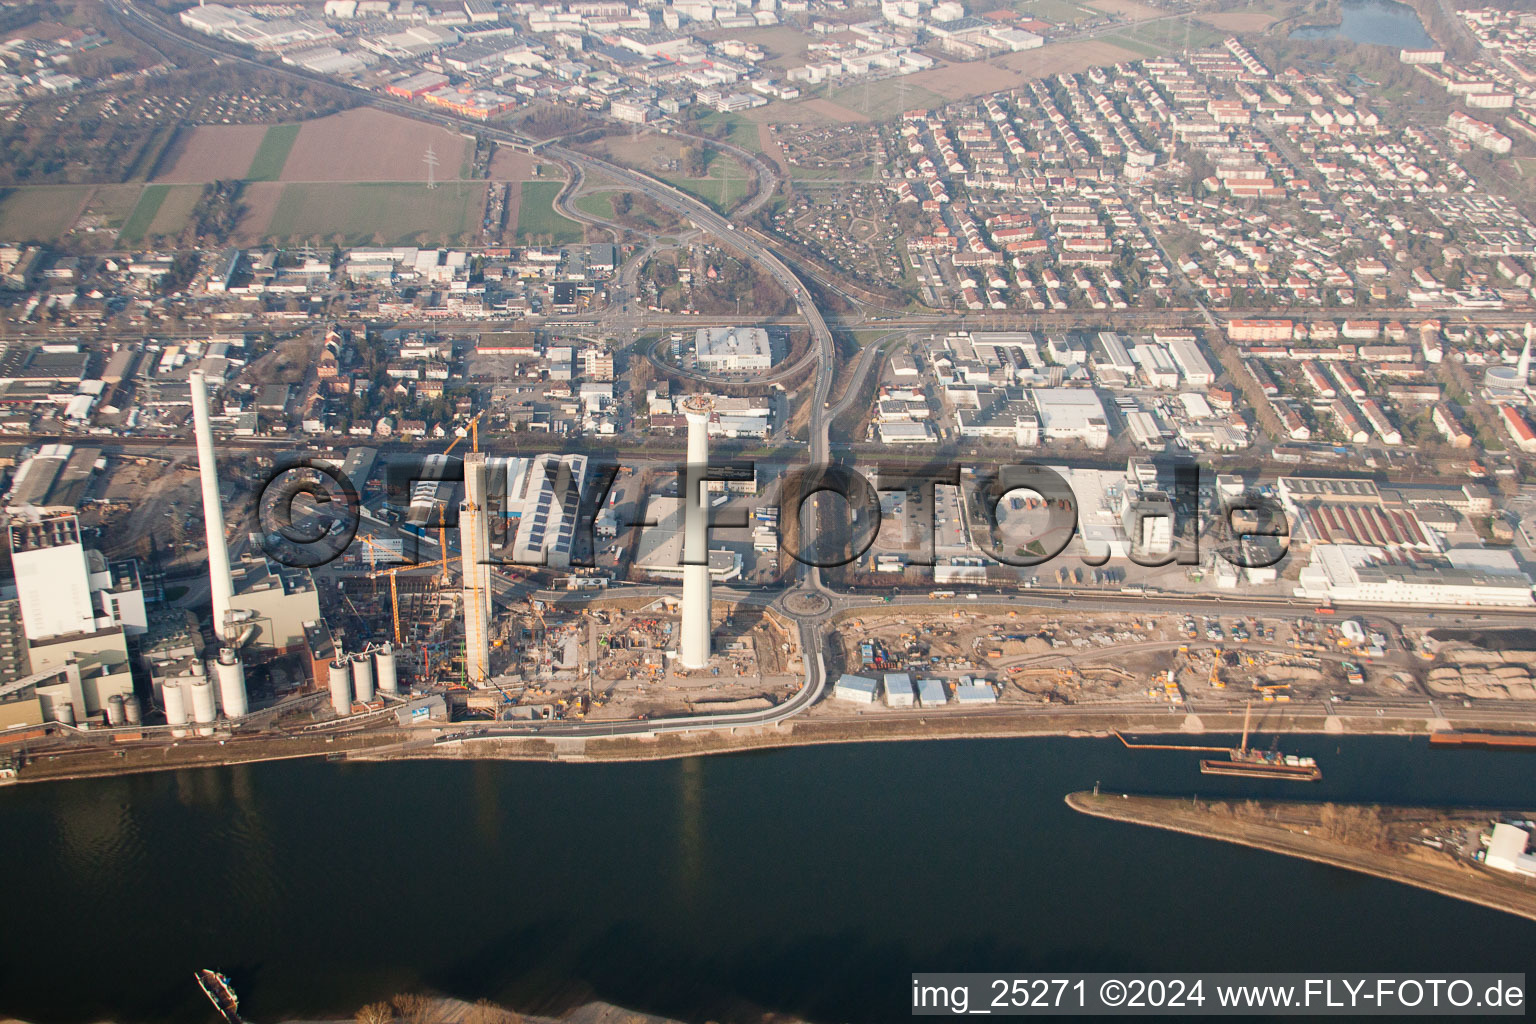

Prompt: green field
[
  {"left": 573, "top": 191, "right": 616, "bottom": 220},
  {"left": 666, "top": 173, "right": 753, "bottom": 213},
  {"left": 262, "top": 182, "right": 483, "bottom": 245},
  {"left": 823, "top": 81, "right": 947, "bottom": 121},
  {"left": 696, "top": 111, "right": 762, "bottom": 152},
  {"left": 1102, "top": 18, "right": 1222, "bottom": 57},
  {"left": 246, "top": 123, "right": 301, "bottom": 182},
  {"left": 118, "top": 184, "right": 171, "bottom": 244},
  {"left": 515, "top": 181, "right": 582, "bottom": 244},
  {"left": 659, "top": 152, "right": 755, "bottom": 214},
  {"left": 0, "top": 185, "right": 94, "bottom": 241},
  {"left": 1014, "top": 0, "right": 1096, "bottom": 23}
]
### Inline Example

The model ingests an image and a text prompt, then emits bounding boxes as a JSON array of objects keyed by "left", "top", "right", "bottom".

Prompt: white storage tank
[
  {"left": 123, "top": 692, "right": 142, "bottom": 726},
  {"left": 215, "top": 648, "right": 248, "bottom": 719},
  {"left": 351, "top": 652, "right": 375, "bottom": 703},
  {"left": 189, "top": 675, "right": 217, "bottom": 726},
  {"left": 328, "top": 660, "right": 351, "bottom": 716},
  {"left": 375, "top": 643, "right": 399, "bottom": 695},
  {"left": 163, "top": 680, "right": 189, "bottom": 730},
  {"left": 106, "top": 694, "right": 126, "bottom": 727},
  {"left": 54, "top": 701, "right": 76, "bottom": 727}
]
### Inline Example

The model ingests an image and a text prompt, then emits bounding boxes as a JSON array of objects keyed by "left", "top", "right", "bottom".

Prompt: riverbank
[
  {"left": 2, "top": 996, "right": 712, "bottom": 1024},
  {"left": 5, "top": 704, "right": 1515, "bottom": 783},
  {"left": 350, "top": 705, "right": 1472, "bottom": 765},
  {"left": 1066, "top": 791, "right": 1536, "bottom": 923}
]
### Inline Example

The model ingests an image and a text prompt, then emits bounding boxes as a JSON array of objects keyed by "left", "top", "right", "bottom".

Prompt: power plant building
[{"left": 8, "top": 514, "right": 142, "bottom": 719}]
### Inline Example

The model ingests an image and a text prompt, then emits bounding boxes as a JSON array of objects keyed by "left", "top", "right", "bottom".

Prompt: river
[
  {"left": 1291, "top": 0, "right": 1436, "bottom": 48},
  {"left": 2, "top": 736, "right": 1533, "bottom": 1024}
]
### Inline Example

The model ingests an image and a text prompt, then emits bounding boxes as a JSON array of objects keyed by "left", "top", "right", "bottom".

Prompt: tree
[
  {"left": 392, "top": 993, "right": 436, "bottom": 1024},
  {"left": 355, "top": 1002, "right": 394, "bottom": 1024}
]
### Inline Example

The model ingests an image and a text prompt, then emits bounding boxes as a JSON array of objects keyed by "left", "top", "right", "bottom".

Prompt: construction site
[{"left": 822, "top": 605, "right": 1435, "bottom": 711}]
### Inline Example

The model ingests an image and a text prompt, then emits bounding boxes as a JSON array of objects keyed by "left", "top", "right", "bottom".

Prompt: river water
[
  {"left": 2, "top": 736, "right": 1533, "bottom": 1024},
  {"left": 1290, "top": 0, "right": 1436, "bottom": 48}
]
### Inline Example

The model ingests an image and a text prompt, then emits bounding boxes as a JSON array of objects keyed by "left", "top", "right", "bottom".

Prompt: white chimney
[{"left": 190, "top": 370, "right": 236, "bottom": 642}]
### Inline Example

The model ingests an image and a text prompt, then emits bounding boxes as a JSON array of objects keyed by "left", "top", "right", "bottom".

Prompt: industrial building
[
  {"left": 1485, "top": 823, "right": 1536, "bottom": 876},
  {"left": 1029, "top": 388, "right": 1110, "bottom": 448},
  {"left": 1297, "top": 544, "right": 1535, "bottom": 606},
  {"left": 633, "top": 496, "right": 744, "bottom": 582},
  {"left": 501, "top": 453, "right": 589, "bottom": 569},
  {"left": 694, "top": 326, "right": 772, "bottom": 372},
  {"left": 833, "top": 673, "right": 878, "bottom": 702},
  {"left": 7, "top": 514, "right": 142, "bottom": 721}
]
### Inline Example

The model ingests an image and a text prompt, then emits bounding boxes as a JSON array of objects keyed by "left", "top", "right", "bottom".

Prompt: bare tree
[
  {"left": 392, "top": 993, "right": 437, "bottom": 1024},
  {"left": 468, "top": 998, "right": 521, "bottom": 1024},
  {"left": 356, "top": 1002, "right": 395, "bottom": 1024}
]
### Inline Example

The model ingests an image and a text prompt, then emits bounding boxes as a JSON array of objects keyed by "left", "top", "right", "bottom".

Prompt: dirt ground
[
  {"left": 152, "top": 124, "right": 268, "bottom": 183},
  {"left": 279, "top": 108, "right": 473, "bottom": 182},
  {"left": 232, "top": 181, "right": 284, "bottom": 242},
  {"left": 1196, "top": 11, "right": 1278, "bottom": 31},
  {"left": 699, "top": 24, "right": 822, "bottom": 70},
  {"left": 905, "top": 39, "right": 1143, "bottom": 99},
  {"left": 789, "top": 97, "right": 873, "bottom": 124},
  {"left": 488, "top": 146, "right": 541, "bottom": 182}
]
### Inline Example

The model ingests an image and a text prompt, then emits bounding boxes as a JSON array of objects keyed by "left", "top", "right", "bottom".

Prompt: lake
[
  {"left": 1291, "top": 0, "right": 1436, "bottom": 48},
  {"left": 1, "top": 735, "right": 1532, "bottom": 1023}
]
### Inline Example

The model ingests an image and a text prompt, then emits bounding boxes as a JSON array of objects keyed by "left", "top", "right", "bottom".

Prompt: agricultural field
[
  {"left": 1102, "top": 17, "right": 1223, "bottom": 57},
  {"left": 152, "top": 124, "right": 268, "bottom": 183},
  {"left": 246, "top": 123, "right": 300, "bottom": 182},
  {"left": 67, "top": 184, "right": 145, "bottom": 246},
  {"left": 143, "top": 109, "right": 476, "bottom": 186},
  {"left": 244, "top": 182, "right": 484, "bottom": 246},
  {"left": 488, "top": 146, "right": 543, "bottom": 182},
  {"left": 1196, "top": 10, "right": 1279, "bottom": 31},
  {"left": 117, "top": 183, "right": 204, "bottom": 245},
  {"left": 278, "top": 109, "right": 473, "bottom": 183},
  {"left": 0, "top": 184, "right": 93, "bottom": 241},
  {"left": 515, "top": 181, "right": 582, "bottom": 245},
  {"left": 905, "top": 39, "right": 1143, "bottom": 100},
  {"left": 823, "top": 79, "right": 949, "bottom": 122}
]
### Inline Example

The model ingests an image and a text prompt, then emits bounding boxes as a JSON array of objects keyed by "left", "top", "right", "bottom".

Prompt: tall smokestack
[
  {"left": 461, "top": 451, "right": 491, "bottom": 684},
  {"left": 679, "top": 396, "right": 714, "bottom": 669},
  {"left": 190, "top": 370, "right": 235, "bottom": 642}
]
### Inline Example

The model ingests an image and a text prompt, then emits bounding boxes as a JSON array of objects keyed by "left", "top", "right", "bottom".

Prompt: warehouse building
[{"left": 695, "top": 327, "right": 773, "bottom": 372}]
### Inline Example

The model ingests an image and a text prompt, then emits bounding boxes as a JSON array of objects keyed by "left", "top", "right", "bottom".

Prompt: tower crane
[{"left": 362, "top": 533, "right": 449, "bottom": 646}]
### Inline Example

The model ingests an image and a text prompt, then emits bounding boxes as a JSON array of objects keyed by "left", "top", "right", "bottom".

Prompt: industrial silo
[
  {"left": 163, "top": 680, "right": 189, "bottom": 732},
  {"left": 215, "top": 648, "right": 248, "bottom": 719},
  {"left": 54, "top": 701, "right": 76, "bottom": 727},
  {"left": 351, "top": 652, "right": 375, "bottom": 703},
  {"left": 328, "top": 660, "right": 351, "bottom": 716},
  {"left": 122, "top": 693, "right": 142, "bottom": 726},
  {"left": 189, "top": 676, "right": 217, "bottom": 725},
  {"left": 375, "top": 643, "right": 399, "bottom": 695},
  {"left": 106, "top": 694, "right": 126, "bottom": 727}
]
